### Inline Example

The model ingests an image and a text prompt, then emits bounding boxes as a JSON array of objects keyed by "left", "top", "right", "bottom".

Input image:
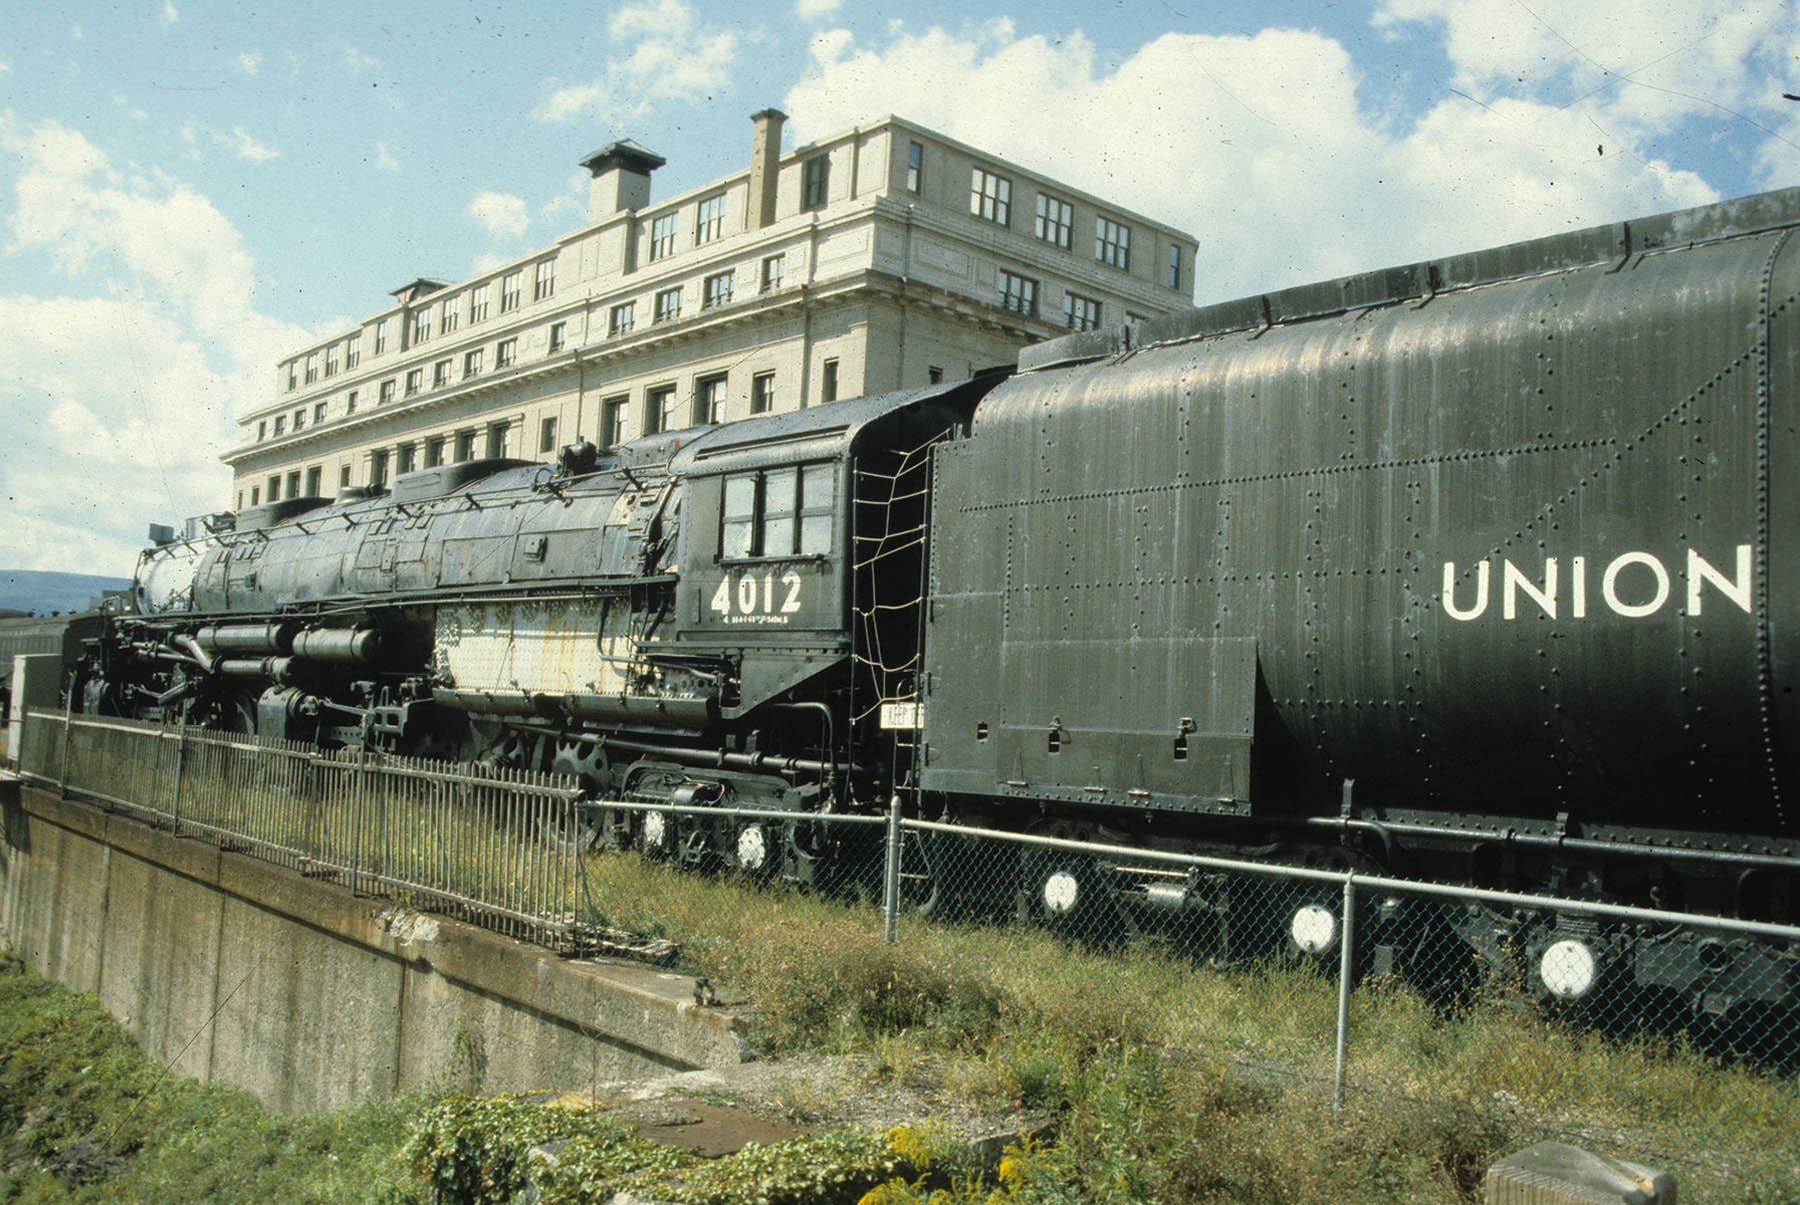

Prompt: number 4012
[{"left": 709, "top": 569, "right": 803, "bottom": 617}]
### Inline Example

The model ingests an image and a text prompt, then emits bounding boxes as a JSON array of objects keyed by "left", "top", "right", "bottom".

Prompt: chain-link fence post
[
  {"left": 1333, "top": 871, "right": 1357, "bottom": 1114},
  {"left": 882, "top": 794, "right": 903, "bottom": 943},
  {"left": 56, "top": 707, "right": 72, "bottom": 798},
  {"left": 168, "top": 722, "right": 185, "bottom": 838}
]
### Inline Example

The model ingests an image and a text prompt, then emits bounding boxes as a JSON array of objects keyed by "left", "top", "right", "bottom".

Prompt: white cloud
[
  {"left": 161, "top": 1, "right": 178, "bottom": 24},
  {"left": 373, "top": 142, "right": 400, "bottom": 173},
  {"left": 795, "top": 0, "right": 841, "bottom": 18},
  {"left": 0, "top": 114, "right": 308, "bottom": 573},
  {"left": 225, "top": 126, "right": 279, "bottom": 163},
  {"left": 343, "top": 45, "right": 382, "bottom": 74},
  {"left": 237, "top": 52, "right": 261, "bottom": 77},
  {"left": 786, "top": 19, "right": 1721, "bottom": 302},
  {"left": 536, "top": 0, "right": 739, "bottom": 123},
  {"left": 468, "top": 191, "right": 530, "bottom": 239}
]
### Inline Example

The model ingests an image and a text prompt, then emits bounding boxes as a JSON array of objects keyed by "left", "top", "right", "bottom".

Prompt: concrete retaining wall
[{"left": 0, "top": 778, "right": 745, "bottom": 1113}]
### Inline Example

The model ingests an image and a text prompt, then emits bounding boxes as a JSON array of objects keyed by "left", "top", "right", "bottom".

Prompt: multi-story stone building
[{"left": 223, "top": 111, "right": 1198, "bottom": 508}]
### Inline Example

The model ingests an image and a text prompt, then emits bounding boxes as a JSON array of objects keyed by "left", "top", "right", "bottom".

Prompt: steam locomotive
[{"left": 84, "top": 187, "right": 1800, "bottom": 1021}]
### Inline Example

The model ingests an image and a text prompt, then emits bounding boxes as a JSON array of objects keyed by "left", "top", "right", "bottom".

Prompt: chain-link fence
[{"left": 12, "top": 710, "right": 1798, "bottom": 1167}]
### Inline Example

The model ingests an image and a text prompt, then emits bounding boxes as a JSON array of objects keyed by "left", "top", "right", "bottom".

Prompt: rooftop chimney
[
  {"left": 746, "top": 109, "right": 786, "bottom": 231},
  {"left": 580, "top": 139, "right": 666, "bottom": 223}
]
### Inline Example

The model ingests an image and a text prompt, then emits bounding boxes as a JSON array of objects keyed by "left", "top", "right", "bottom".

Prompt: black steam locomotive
[{"left": 84, "top": 187, "right": 1799, "bottom": 1019}]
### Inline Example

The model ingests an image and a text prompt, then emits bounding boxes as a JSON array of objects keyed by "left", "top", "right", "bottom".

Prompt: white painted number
[{"left": 708, "top": 569, "right": 806, "bottom": 620}]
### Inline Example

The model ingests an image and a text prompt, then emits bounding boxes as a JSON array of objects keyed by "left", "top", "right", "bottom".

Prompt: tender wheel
[{"left": 732, "top": 821, "right": 781, "bottom": 880}]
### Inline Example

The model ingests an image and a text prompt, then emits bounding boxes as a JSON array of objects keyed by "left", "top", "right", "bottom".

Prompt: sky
[{"left": 2, "top": 0, "right": 1797, "bottom": 578}]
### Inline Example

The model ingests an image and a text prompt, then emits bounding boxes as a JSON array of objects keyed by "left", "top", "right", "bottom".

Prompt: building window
[
  {"left": 405, "top": 368, "right": 423, "bottom": 396},
  {"left": 999, "top": 271, "right": 1039, "bottom": 317},
  {"left": 370, "top": 450, "right": 389, "bottom": 488},
  {"left": 267, "top": 475, "right": 280, "bottom": 501},
  {"left": 696, "top": 373, "right": 728, "bottom": 425},
  {"left": 649, "top": 212, "right": 678, "bottom": 261},
  {"left": 533, "top": 258, "right": 555, "bottom": 301},
  {"left": 1168, "top": 244, "right": 1183, "bottom": 289},
  {"left": 347, "top": 389, "right": 359, "bottom": 413},
  {"left": 468, "top": 286, "right": 489, "bottom": 324},
  {"left": 250, "top": 486, "right": 261, "bottom": 505},
  {"left": 433, "top": 358, "right": 452, "bottom": 388},
  {"left": 548, "top": 321, "right": 566, "bottom": 353},
  {"left": 802, "top": 154, "right": 829, "bottom": 211},
  {"left": 439, "top": 300, "right": 458, "bottom": 335},
  {"left": 426, "top": 437, "right": 445, "bottom": 468},
  {"left": 695, "top": 193, "right": 726, "bottom": 244},
  {"left": 464, "top": 348, "right": 484, "bottom": 378},
  {"left": 609, "top": 301, "right": 635, "bottom": 336},
  {"left": 257, "top": 420, "right": 267, "bottom": 441},
  {"left": 496, "top": 337, "right": 517, "bottom": 368},
  {"left": 928, "top": 366, "right": 943, "bottom": 384},
  {"left": 539, "top": 415, "right": 558, "bottom": 454},
  {"left": 1064, "top": 292, "right": 1102, "bottom": 331},
  {"left": 821, "top": 357, "right": 839, "bottom": 404},
  {"left": 373, "top": 320, "right": 387, "bottom": 355},
  {"left": 304, "top": 353, "right": 319, "bottom": 384},
  {"left": 751, "top": 371, "right": 775, "bottom": 414},
  {"left": 455, "top": 430, "right": 477, "bottom": 462},
  {"left": 970, "top": 168, "right": 1012, "bottom": 226},
  {"left": 411, "top": 310, "right": 431, "bottom": 344},
  {"left": 645, "top": 384, "right": 676, "bottom": 434},
  {"left": 286, "top": 471, "right": 301, "bottom": 499},
  {"left": 486, "top": 422, "right": 513, "bottom": 459},
  {"left": 379, "top": 379, "right": 396, "bottom": 405},
  {"left": 345, "top": 336, "right": 360, "bottom": 369},
  {"left": 396, "top": 444, "right": 416, "bottom": 474},
  {"left": 906, "top": 141, "right": 922, "bottom": 193},
  {"left": 1096, "top": 216, "right": 1131, "bottom": 270},
  {"left": 653, "top": 286, "right": 682, "bottom": 324},
  {"left": 720, "top": 463, "right": 835, "bottom": 560},
  {"left": 757, "top": 256, "right": 783, "bottom": 295},
  {"left": 294, "top": 407, "right": 307, "bottom": 431},
  {"left": 1035, "top": 194, "right": 1073, "bottom": 249},
  {"left": 501, "top": 271, "right": 521, "bottom": 313},
  {"left": 286, "top": 363, "right": 297, "bottom": 391},
  {"left": 702, "top": 270, "right": 734, "bottom": 310},
  {"left": 324, "top": 345, "right": 339, "bottom": 377},
  {"left": 274, "top": 415, "right": 287, "bottom": 435},
  {"left": 601, "top": 395, "right": 626, "bottom": 448},
  {"left": 313, "top": 401, "right": 327, "bottom": 424},
  {"left": 339, "top": 465, "right": 351, "bottom": 489}
]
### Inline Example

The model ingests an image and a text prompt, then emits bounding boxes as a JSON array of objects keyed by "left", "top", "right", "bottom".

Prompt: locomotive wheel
[
  {"left": 730, "top": 820, "right": 782, "bottom": 881},
  {"left": 1021, "top": 846, "right": 1124, "bottom": 944},
  {"left": 638, "top": 809, "right": 674, "bottom": 860}
]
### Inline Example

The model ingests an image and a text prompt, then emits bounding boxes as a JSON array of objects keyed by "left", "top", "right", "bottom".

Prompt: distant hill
[{"left": 0, "top": 570, "right": 131, "bottom": 617}]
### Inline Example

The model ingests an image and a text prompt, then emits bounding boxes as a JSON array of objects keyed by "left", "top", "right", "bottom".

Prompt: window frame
[
  {"left": 999, "top": 270, "right": 1039, "bottom": 317},
  {"left": 695, "top": 372, "right": 728, "bottom": 425},
  {"left": 750, "top": 370, "right": 775, "bottom": 414},
  {"left": 760, "top": 254, "right": 784, "bottom": 293},
  {"left": 533, "top": 258, "right": 555, "bottom": 301},
  {"left": 1035, "top": 193, "right": 1073, "bottom": 249},
  {"left": 702, "top": 270, "right": 734, "bottom": 310},
  {"left": 653, "top": 286, "right": 683, "bottom": 324},
  {"left": 1063, "top": 291, "right": 1102, "bottom": 332},
  {"left": 802, "top": 155, "right": 829, "bottom": 211},
  {"left": 1096, "top": 216, "right": 1131, "bottom": 270},
  {"left": 695, "top": 193, "right": 726, "bottom": 244},
  {"left": 718, "top": 462, "right": 838, "bottom": 562},
  {"left": 495, "top": 337, "right": 517, "bottom": 368},
  {"left": 905, "top": 141, "right": 922, "bottom": 193},
  {"left": 609, "top": 301, "right": 635, "bottom": 336},
  {"left": 970, "top": 167, "right": 1012, "bottom": 226},
  {"left": 649, "top": 212, "right": 678, "bottom": 260},
  {"left": 644, "top": 383, "right": 677, "bottom": 435},
  {"left": 500, "top": 271, "right": 522, "bottom": 313}
]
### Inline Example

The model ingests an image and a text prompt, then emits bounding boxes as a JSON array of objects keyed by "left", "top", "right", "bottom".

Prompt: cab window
[{"left": 719, "top": 464, "right": 836, "bottom": 559}]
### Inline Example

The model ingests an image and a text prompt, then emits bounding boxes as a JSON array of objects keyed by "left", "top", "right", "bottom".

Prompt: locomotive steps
[{"left": 0, "top": 775, "right": 747, "bottom": 1114}]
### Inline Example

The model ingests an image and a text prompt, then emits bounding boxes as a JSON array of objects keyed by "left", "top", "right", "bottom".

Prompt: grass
[{"left": 576, "top": 849, "right": 1800, "bottom": 1203}]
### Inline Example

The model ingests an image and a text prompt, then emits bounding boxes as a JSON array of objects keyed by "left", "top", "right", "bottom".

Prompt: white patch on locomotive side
[
  {"left": 433, "top": 599, "right": 633, "bottom": 693},
  {"left": 1441, "top": 544, "right": 1752, "bottom": 621}
]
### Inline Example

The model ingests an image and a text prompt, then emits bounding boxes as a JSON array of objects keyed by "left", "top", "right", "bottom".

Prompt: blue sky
[{"left": 2, "top": 0, "right": 1797, "bottom": 576}]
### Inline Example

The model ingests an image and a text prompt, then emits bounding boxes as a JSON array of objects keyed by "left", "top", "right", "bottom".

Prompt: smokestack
[
  {"left": 746, "top": 108, "right": 786, "bottom": 231},
  {"left": 579, "top": 139, "right": 666, "bottom": 223}
]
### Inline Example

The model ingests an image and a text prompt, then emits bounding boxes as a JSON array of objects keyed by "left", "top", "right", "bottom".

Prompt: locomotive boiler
[{"left": 89, "top": 186, "right": 1800, "bottom": 1020}]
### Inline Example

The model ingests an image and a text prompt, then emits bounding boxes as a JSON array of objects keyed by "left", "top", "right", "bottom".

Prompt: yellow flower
[{"left": 996, "top": 1155, "right": 1021, "bottom": 1185}]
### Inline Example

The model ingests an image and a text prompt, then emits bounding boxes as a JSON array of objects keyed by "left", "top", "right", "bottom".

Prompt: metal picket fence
[{"left": 16, "top": 709, "right": 591, "bottom": 949}]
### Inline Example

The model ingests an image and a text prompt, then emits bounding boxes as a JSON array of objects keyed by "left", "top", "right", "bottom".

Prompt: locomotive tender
[{"left": 90, "top": 187, "right": 1800, "bottom": 1018}]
